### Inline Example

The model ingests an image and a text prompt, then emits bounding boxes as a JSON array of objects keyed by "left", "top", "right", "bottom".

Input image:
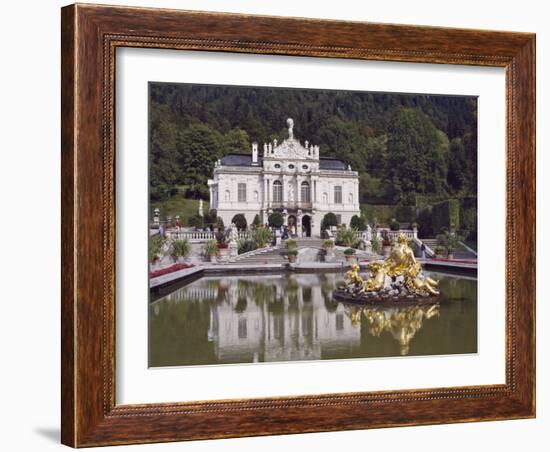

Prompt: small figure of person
[
  {"left": 159, "top": 223, "right": 165, "bottom": 238},
  {"left": 421, "top": 243, "right": 426, "bottom": 259},
  {"left": 282, "top": 225, "right": 289, "bottom": 240},
  {"left": 175, "top": 217, "right": 181, "bottom": 230}
]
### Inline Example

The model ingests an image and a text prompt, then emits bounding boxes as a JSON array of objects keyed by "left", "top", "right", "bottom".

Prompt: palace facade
[{"left": 207, "top": 119, "right": 360, "bottom": 237}]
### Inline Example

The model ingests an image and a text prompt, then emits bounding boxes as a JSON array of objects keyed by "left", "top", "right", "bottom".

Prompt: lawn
[{"left": 150, "top": 193, "right": 209, "bottom": 225}]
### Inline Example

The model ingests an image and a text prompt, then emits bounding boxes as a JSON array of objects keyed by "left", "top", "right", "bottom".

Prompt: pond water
[{"left": 149, "top": 272, "right": 477, "bottom": 367}]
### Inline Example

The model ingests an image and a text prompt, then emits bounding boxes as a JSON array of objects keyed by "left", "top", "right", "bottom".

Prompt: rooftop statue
[
  {"left": 337, "top": 233, "right": 439, "bottom": 303},
  {"left": 286, "top": 117, "right": 294, "bottom": 139}
]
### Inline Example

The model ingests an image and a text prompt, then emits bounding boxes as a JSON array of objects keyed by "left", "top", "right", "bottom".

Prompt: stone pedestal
[{"left": 229, "top": 240, "right": 238, "bottom": 259}]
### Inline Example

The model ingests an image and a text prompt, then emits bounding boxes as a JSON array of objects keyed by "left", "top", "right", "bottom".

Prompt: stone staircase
[
  {"left": 219, "top": 246, "right": 287, "bottom": 266},
  {"left": 295, "top": 238, "right": 325, "bottom": 248},
  {"left": 419, "top": 238, "right": 477, "bottom": 260}
]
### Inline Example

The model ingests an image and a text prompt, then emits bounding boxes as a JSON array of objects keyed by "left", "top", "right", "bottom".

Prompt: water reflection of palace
[
  {"left": 150, "top": 272, "right": 474, "bottom": 366},
  {"left": 195, "top": 274, "right": 361, "bottom": 363}
]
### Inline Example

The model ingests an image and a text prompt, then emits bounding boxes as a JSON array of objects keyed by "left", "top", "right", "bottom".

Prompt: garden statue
[
  {"left": 228, "top": 223, "right": 239, "bottom": 259},
  {"left": 336, "top": 233, "right": 439, "bottom": 303}
]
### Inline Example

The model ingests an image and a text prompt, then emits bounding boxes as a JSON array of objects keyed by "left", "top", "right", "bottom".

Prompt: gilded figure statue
[{"left": 337, "top": 233, "right": 439, "bottom": 302}]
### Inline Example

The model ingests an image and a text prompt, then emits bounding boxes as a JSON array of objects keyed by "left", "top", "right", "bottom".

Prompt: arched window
[
  {"left": 273, "top": 180, "right": 283, "bottom": 202},
  {"left": 254, "top": 190, "right": 259, "bottom": 201},
  {"left": 301, "top": 181, "right": 311, "bottom": 203},
  {"left": 322, "top": 192, "right": 328, "bottom": 204}
]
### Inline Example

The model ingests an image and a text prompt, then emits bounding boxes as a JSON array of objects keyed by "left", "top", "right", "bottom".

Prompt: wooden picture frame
[{"left": 61, "top": 3, "right": 535, "bottom": 447}]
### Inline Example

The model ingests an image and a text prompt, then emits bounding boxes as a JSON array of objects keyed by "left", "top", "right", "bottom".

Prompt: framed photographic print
[{"left": 61, "top": 3, "right": 535, "bottom": 447}]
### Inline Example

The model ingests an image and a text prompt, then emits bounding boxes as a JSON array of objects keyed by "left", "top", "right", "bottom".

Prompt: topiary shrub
[
  {"left": 252, "top": 214, "right": 261, "bottom": 228},
  {"left": 268, "top": 211, "right": 284, "bottom": 228},
  {"left": 321, "top": 212, "right": 338, "bottom": 230},
  {"left": 350, "top": 215, "right": 367, "bottom": 231},
  {"left": 231, "top": 213, "right": 248, "bottom": 231}
]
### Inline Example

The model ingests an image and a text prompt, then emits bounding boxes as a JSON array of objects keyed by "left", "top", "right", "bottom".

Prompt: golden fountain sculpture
[{"left": 337, "top": 233, "right": 439, "bottom": 303}]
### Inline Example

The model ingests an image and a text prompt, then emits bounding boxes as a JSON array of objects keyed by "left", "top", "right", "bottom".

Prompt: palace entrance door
[{"left": 302, "top": 215, "right": 311, "bottom": 237}]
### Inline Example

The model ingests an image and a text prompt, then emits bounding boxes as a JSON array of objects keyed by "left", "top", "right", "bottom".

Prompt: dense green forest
[{"left": 149, "top": 82, "right": 477, "bottom": 237}]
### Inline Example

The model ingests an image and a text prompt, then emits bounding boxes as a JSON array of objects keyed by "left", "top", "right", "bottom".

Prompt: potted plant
[
  {"left": 323, "top": 239, "right": 334, "bottom": 250},
  {"left": 203, "top": 239, "right": 218, "bottom": 263},
  {"left": 286, "top": 249, "right": 298, "bottom": 263},
  {"left": 286, "top": 239, "right": 298, "bottom": 250},
  {"left": 251, "top": 225, "right": 273, "bottom": 249},
  {"left": 343, "top": 247, "right": 356, "bottom": 263},
  {"left": 434, "top": 246, "right": 446, "bottom": 258},
  {"left": 371, "top": 236, "right": 381, "bottom": 255},
  {"left": 170, "top": 238, "right": 191, "bottom": 263},
  {"left": 215, "top": 230, "right": 230, "bottom": 260},
  {"left": 149, "top": 234, "right": 165, "bottom": 270}
]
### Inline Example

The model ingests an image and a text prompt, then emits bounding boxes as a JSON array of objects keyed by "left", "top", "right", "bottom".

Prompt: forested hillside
[{"left": 149, "top": 82, "right": 477, "bottom": 209}]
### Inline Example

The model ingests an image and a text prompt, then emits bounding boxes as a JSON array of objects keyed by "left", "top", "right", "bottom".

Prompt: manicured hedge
[
  {"left": 431, "top": 199, "right": 460, "bottom": 233},
  {"left": 460, "top": 196, "right": 477, "bottom": 240}
]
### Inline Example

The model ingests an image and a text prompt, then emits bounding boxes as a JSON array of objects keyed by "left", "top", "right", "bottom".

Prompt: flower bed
[{"left": 149, "top": 263, "right": 194, "bottom": 278}]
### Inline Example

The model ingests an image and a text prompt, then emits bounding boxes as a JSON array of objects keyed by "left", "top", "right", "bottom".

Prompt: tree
[
  {"left": 223, "top": 128, "right": 250, "bottom": 153},
  {"left": 386, "top": 108, "right": 449, "bottom": 198},
  {"left": 350, "top": 215, "right": 367, "bottom": 231},
  {"left": 321, "top": 212, "right": 338, "bottom": 230},
  {"left": 176, "top": 123, "right": 223, "bottom": 189},
  {"left": 149, "top": 104, "right": 179, "bottom": 201},
  {"left": 268, "top": 212, "right": 284, "bottom": 228},
  {"left": 447, "top": 138, "right": 468, "bottom": 192},
  {"left": 231, "top": 213, "right": 248, "bottom": 231}
]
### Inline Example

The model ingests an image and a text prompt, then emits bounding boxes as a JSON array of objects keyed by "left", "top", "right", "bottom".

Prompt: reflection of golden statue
[
  {"left": 341, "top": 234, "right": 439, "bottom": 299},
  {"left": 344, "top": 303, "right": 440, "bottom": 355}
]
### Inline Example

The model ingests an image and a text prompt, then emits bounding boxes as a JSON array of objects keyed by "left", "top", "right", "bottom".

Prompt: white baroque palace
[{"left": 208, "top": 118, "right": 360, "bottom": 237}]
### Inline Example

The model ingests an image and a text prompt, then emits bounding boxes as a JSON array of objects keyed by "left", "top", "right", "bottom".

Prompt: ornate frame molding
[{"left": 61, "top": 4, "right": 535, "bottom": 447}]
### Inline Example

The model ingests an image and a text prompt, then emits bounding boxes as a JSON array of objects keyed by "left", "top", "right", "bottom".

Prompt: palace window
[
  {"left": 301, "top": 181, "right": 311, "bottom": 203},
  {"left": 288, "top": 164, "right": 295, "bottom": 170},
  {"left": 273, "top": 180, "right": 283, "bottom": 202},
  {"left": 302, "top": 164, "right": 309, "bottom": 170},
  {"left": 274, "top": 163, "right": 281, "bottom": 169},
  {"left": 334, "top": 185, "right": 342, "bottom": 204},
  {"left": 238, "top": 183, "right": 247, "bottom": 202},
  {"left": 238, "top": 318, "right": 248, "bottom": 339}
]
